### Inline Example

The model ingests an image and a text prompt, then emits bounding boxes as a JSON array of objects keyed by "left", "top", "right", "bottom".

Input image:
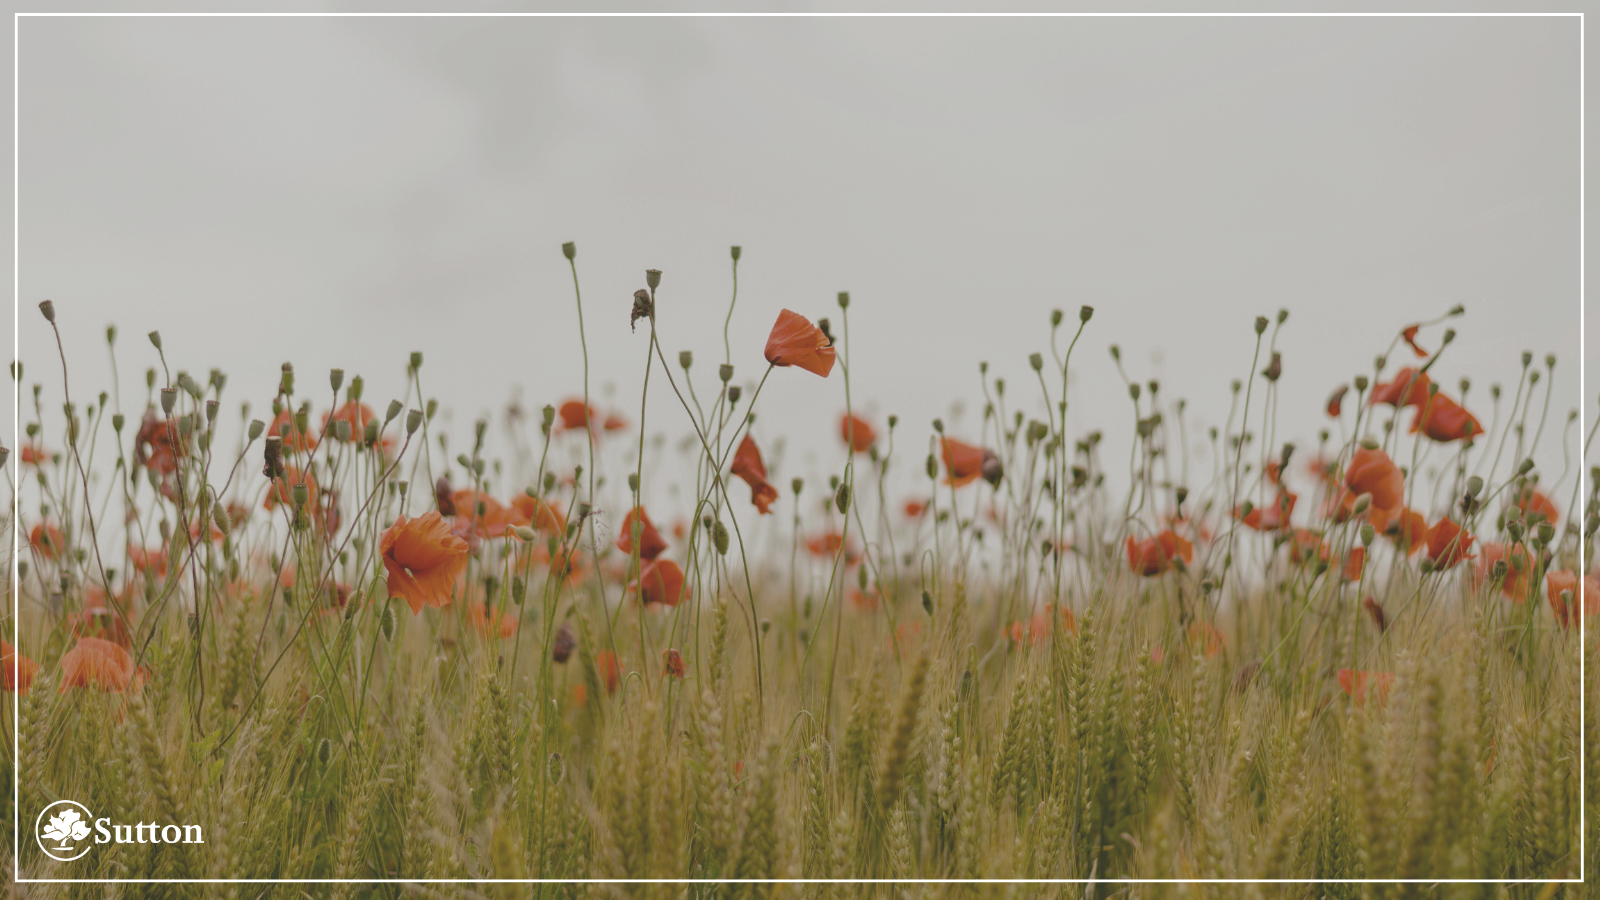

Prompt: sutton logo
[{"left": 34, "top": 800, "right": 204, "bottom": 862}]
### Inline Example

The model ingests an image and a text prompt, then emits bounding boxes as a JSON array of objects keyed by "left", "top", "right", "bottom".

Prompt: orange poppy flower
[
  {"left": 263, "top": 466, "right": 318, "bottom": 512},
  {"left": 557, "top": 399, "right": 596, "bottom": 431},
  {"left": 59, "top": 637, "right": 147, "bottom": 693},
  {"left": 321, "top": 401, "right": 393, "bottom": 451},
  {"left": 602, "top": 412, "right": 628, "bottom": 432},
  {"left": 806, "top": 532, "right": 861, "bottom": 564},
  {"left": 127, "top": 545, "right": 168, "bottom": 577},
  {"left": 632, "top": 559, "right": 688, "bottom": 607},
  {"left": 1544, "top": 570, "right": 1599, "bottom": 629},
  {"left": 1124, "top": 530, "right": 1193, "bottom": 577},
  {"left": 75, "top": 595, "right": 133, "bottom": 649},
  {"left": 380, "top": 512, "right": 471, "bottom": 614},
  {"left": 266, "top": 408, "right": 317, "bottom": 452},
  {"left": 29, "top": 522, "right": 63, "bottom": 559},
  {"left": 19, "top": 443, "right": 50, "bottom": 466},
  {"left": 903, "top": 499, "right": 927, "bottom": 519},
  {"left": 1425, "top": 518, "right": 1474, "bottom": 570},
  {"left": 839, "top": 414, "right": 876, "bottom": 454},
  {"left": 510, "top": 493, "right": 566, "bottom": 534},
  {"left": 1400, "top": 325, "right": 1428, "bottom": 358},
  {"left": 1513, "top": 488, "right": 1559, "bottom": 526},
  {"left": 1235, "top": 490, "right": 1296, "bottom": 531},
  {"left": 940, "top": 437, "right": 985, "bottom": 488},
  {"left": 1337, "top": 669, "right": 1396, "bottom": 707},
  {"left": 1187, "top": 621, "right": 1224, "bottom": 657},
  {"left": 763, "top": 309, "right": 836, "bottom": 377},
  {"left": 1389, "top": 508, "right": 1427, "bottom": 556},
  {"left": 134, "top": 410, "right": 189, "bottom": 475},
  {"left": 571, "top": 683, "right": 588, "bottom": 707},
  {"left": 1286, "top": 528, "right": 1324, "bottom": 566},
  {"left": 3, "top": 641, "right": 38, "bottom": 694},
  {"left": 847, "top": 587, "right": 880, "bottom": 611},
  {"left": 728, "top": 435, "right": 779, "bottom": 515},
  {"left": 467, "top": 601, "right": 518, "bottom": 640},
  {"left": 1339, "top": 546, "right": 1366, "bottom": 582},
  {"left": 1409, "top": 395, "right": 1481, "bottom": 443},
  {"left": 1369, "top": 368, "right": 1432, "bottom": 409},
  {"left": 452, "top": 490, "right": 519, "bottom": 540},
  {"left": 1007, "top": 606, "right": 1078, "bottom": 646},
  {"left": 1475, "top": 542, "right": 1534, "bottom": 602},
  {"left": 1331, "top": 447, "right": 1405, "bottom": 532},
  {"left": 596, "top": 649, "right": 621, "bottom": 695},
  {"left": 615, "top": 507, "right": 668, "bottom": 561},
  {"left": 662, "top": 648, "right": 686, "bottom": 680}
]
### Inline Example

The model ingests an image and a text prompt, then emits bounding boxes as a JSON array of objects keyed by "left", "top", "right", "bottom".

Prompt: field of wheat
[{"left": 1, "top": 244, "right": 1593, "bottom": 896}]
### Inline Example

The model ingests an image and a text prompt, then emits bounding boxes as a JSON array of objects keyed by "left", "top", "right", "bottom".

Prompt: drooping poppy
[
  {"left": 662, "top": 648, "right": 686, "bottom": 680},
  {"left": 1337, "top": 669, "right": 1396, "bottom": 707},
  {"left": 1400, "top": 325, "right": 1429, "bottom": 358},
  {"left": 1409, "top": 395, "right": 1481, "bottom": 443},
  {"left": 265, "top": 408, "right": 317, "bottom": 452},
  {"left": 1369, "top": 368, "right": 1432, "bottom": 408},
  {"left": 595, "top": 649, "right": 621, "bottom": 695},
  {"left": 134, "top": 410, "right": 189, "bottom": 475},
  {"left": 510, "top": 493, "right": 566, "bottom": 534},
  {"left": 467, "top": 601, "right": 518, "bottom": 640},
  {"left": 615, "top": 507, "right": 668, "bottom": 561},
  {"left": 1513, "top": 488, "right": 1559, "bottom": 526},
  {"left": 839, "top": 414, "right": 876, "bottom": 454},
  {"left": 380, "top": 511, "right": 471, "bottom": 614},
  {"left": 263, "top": 466, "right": 318, "bottom": 512},
  {"left": 763, "top": 309, "right": 836, "bottom": 377},
  {"left": 940, "top": 438, "right": 985, "bottom": 488},
  {"left": 59, "top": 637, "right": 146, "bottom": 693},
  {"left": 1125, "top": 530, "right": 1193, "bottom": 577},
  {"left": 632, "top": 559, "right": 688, "bottom": 607},
  {"left": 3, "top": 641, "right": 38, "bottom": 694},
  {"left": 29, "top": 522, "right": 63, "bottom": 560},
  {"left": 729, "top": 435, "right": 779, "bottom": 515},
  {"left": 1475, "top": 542, "right": 1534, "bottom": 602},
  {"left": 1424, "top": 517, "right": 1474, "bottom": 570}
]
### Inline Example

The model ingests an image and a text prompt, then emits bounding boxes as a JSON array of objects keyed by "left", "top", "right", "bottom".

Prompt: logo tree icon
[{"left": 41, "top": 808, "right": 90, "bottom": 850}]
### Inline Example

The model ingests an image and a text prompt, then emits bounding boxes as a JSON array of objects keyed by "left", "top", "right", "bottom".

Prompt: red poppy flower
[
  {"left": 135, "top": 410, "right": 190, "bottom": 474},
  {"left": 1544, "top": 570, "right": 1599, "bottom": 629},
  {"left": 839, "top": 414, "right": 876, "bottom": 454},
  {"left": 18, "top": 444, "right": 49, "bottom": 466},
  {"left": 29, "top": 522, "right": 63, "bottom": 560},
  {"left": 602, "top": 412, "right": 628, "bottom": 432},
  {"left": 510, "top": 494, "right": 566, "bottom": 534},
  {"left": 903, "top": 499, "right": 927, "bottom": 519},
  {"left": 615, "top": 507, "right": 668, "bottom": 561},
  {"left": 1475, "top": 542, "right": 1534, "bottom": 602},
  {"left": 1235, "top": 490, "right": 1297, "bottom": 531},
  {"left": 467, "top": 601, "right": 518, "bottom": 640},
  {"left": 1425, "top": 518, "right": 1474, "bottom": 570},
  {"left": 1330, "top": 447, "right": 1405, "bottom": 532},
  {"left": 1513, "top": 488, "right": 1559, "bottom": 526},
  {"left": 263, "top": 466, "right": 318, "bottom": 512},
  {"left": 380, "top": 511, "right": 471, "bottom": 614},
  {"left": 1006, "top": 606, "right": 1078, "bottom": 646},
  {"left": 452, "top": 490, "right": 518, "bottom": 540},
  {"left": 1389, "top": 508, "right": 1427, "bottom": 556},
  {"left": 557, "top": 399, "right": 598, "bottom": 433},
  {"left": 729, "top": 435, "right": 779, "bottom": 515},
  {"left": 1326, "top": 384, "right": 1348, "bottom": 418},
  {"left": 763, "top": 309, "right": 836, "bottom": 377},
  {"left": 59, "top": 637, "right": 147, "bottom": 693},
  {"left": 1400, "top": 325, "right": 1429, "bottom": 358},
  {"left": 806, "top": 532, "right": 861, "bottom": 564},
  {"left": 1409, "top": 395, "right": 1481, "bottom": 443},
  {"left": 1369, "top": 368, "right": 1433, "bottom": 408},
  {"left": 848, "top": 587, "right": 880, "bottom": 611},
  {"left": 1340, "top": 546, "right": 1366, "bottom": 582},
  {"left": 940, "top": 437, "right": 985, "bottom": 488},
  {"left": 662, "top": 648, "right": 686, "bottom": 680},
  {"left": 3, "top": 641, "right": 38, "bottom": 694},
  {"left": 1124, "top": 530, "right": 1193, "bottom": 577},
  {"left": 632, "top": 558, "right": 688, "bottom": 607},
  {"left": 1337, "top": 669, "right": 1395, "bottom": 707},
  {"left": 266, "top": 409, "right": 317, "bottom": 452},
  {"left": 596, "top": 649, "right": 621, "bottom": 695},
  {"left": 127, "top": 545, "right": 168, "bottom": 577}
]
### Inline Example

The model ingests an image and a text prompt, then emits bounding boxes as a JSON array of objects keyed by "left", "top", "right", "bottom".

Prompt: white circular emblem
[{"left": 35, "top": 800, "right": 95, "bottom": 862}]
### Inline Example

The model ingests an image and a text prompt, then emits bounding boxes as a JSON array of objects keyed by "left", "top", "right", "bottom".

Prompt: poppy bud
[
  {"left": 925, "top": 455, "right": 938, "bottom": 479},
  {"left": 981, "top": 450, "right": 1003, "bottom": 487},
  {"left": 1440, "top": 329, "right": 1455, "bottom": 346},
  {"left": 105, "top": 324, "right": 116, "bottom": 345},
  {"left": 1276, "top": 308, "right": 1288, "bottom": 324},
  {"left": 334, "top": 420, "right": 351, "bottom": 442},
  {"left": 113, "top": 413, "right": 126, "bottom": 433},
  {"left": 835, "top": 483, "right": 850, "bottom": 514},
  {"left": 719, "top": 364, "right": 734, "bottom": 383},
  {"left": 932, "top": 418, "right": 944, "bottom": 434},
  {"left": 1128, "top": 384, "right": 1140, "bottom": 401},
  {"left": 213, "top": 502, "right": 232, "bottom": 536},
  {"left": 551, "top": 622, "right": 576, "bottom": 663},
  {"left": 1230, "top": 379, "right": 1241, "bottom": 394},
  {"left": 160, "top": 388, "right": 177, "bottom": 415},
  {"left": 1239, "top": 500, "right": 1254, "bottom": 518},
  {"left": 679, "top": 350, "right": 693, "bottom": 369},
  {"left": 730, "top": 245, "right": 741, "bottom": 261},
  {"left": 713, "top": 519, "right": 730, "bottom": 555},
  {"left": 1109, "top": 344, "right": 1121, "bottom": 362},
  {"left": 1545, "top": 353, "right": 1555, "bottom": 368},
  {"left": 817, "top": 318, "right": 833, "bottom": 344},
  {"left": 562, "top": 241, "right": 576, "bottom": 261},
  {"left": 1029, "top": 353, "right": 1043, "bottom": 371},
  {"left": 406, "top": 409, "right": 423, "bottom": 435},
  {"left": 380, "top": 605, "right": 397, "bottom": 641},
  {"left": 1359, "top": 436, "right": 1379, "bottom": 450},
  {"left": 1466, "top": 475, "right": 1483, "bottom": 497},
  {"left": 363, "top": 419, "right": 379, "bottom": 446},
  {"left": 329, "top": 368, "right": 344, "bottom": 393},
  {"left": 1360, "top": 523, "right": 1375, "bottom": 546},
  {"left": 1518, "top": 458, "right": 1535, "bottom": 477},
  {"left": 148, "top": 330, "right": 162, "bottom": 351},
  {"left": 1050, "top": 309, "right": 1063, "bottom": 327},
  {"left": 1254, "top": 316, "right": 1268, "bottom": 335},
  {"left": 728, "top": 386, "right": 742, "bottom": 405},
  {"left": 1352, "top": 493, "right": 1371, "bottom": 515}
]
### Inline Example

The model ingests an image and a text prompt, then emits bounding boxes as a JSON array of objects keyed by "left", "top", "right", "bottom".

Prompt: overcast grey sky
[{"left": 9, "top": 14, "right": 1586, "bottom": 520}]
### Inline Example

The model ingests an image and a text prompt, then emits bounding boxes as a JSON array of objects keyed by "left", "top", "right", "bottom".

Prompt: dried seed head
[
  {"left": 631, "top": 289, "right": 653, "bottom": 331},
  {"left": 1261, "top": 352, "right": 1282, "bottom": 382},
  {"left": 980, "top": 450, "right": 1003, "bottom": 487},
  {"left": 728, "top": 386, "right": 742, "bottom": 405},
  {"left": 263, "top": 435, "right": 284, "bottom": 479}
]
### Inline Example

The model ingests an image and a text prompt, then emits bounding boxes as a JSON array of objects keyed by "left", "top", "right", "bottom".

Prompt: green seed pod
[
  {"left": 279, "top": 362, "right": 294, "bottom": 395},
  {"left": 719, "top": 364, "right": 734, "bottom": 383},
  {"left": 112, "top": 413, "right": 126, "bottom": 433},
  {"left": 105, "top": 324, "right": 116, "bottom": 345},
  {"left": 1537, "top": 522, "right": 1554, "bottom": 544},
  {"left": 292, "top": 483, "right": 309, "bottom": 508},
  {"left": 512, "top": 576, "right": 527, "bottom": 606},
  {"left": 712, "top": 519, "right": 729, "bottom": 556},
  {"left": 835, "top": 482, "right": 850, "bottom": 514},
  {"left": 1466, "top": 475, "right": 1483, "bottom": 497},
  {"left": 1254, "top": 316, "right": 1268, "bottom": 334},
  {"left": 363, "top": 419, "right": 379, "bottom": 446},
  {"left": 926, "top": 454, "right": 937, "bottom": 479},
  {"left": 213, "top": 502, "right": 232, "bottom": 536},
  {"left": 791, "top": 477, "right": 804, "bottom": 496},
  {"left": 922, "top": 590, "right": 934, "bottom": 616},
  {"left": 406, "top": 409, "right": 423, "bottom": 435},
  {"left": 160, "top": 388, "right": 177, "bottom": 415},
  {"left": 562, "top": 241, "right": 576, "bottom": 261},
  {"left": 330, "top": 368, "right": 344, "bottom": 393},
  {"left": 730, "top": 245, "right": 741, "bottom": 261},
  {"left": 148, "top": 330, "right": 162, "bottom": 351},
  {"left": 627, "top": 473, "right": 639, "bottom": 493},
  {"left": 348, "top": 375, "right": 363, "bottom": 401},
  {"left": 857, "top": 565, "right": 867, "bottom": 590},
  {"left": 335, "top": 420, "right": 351, "bottom": 442},
  {"left": 1517, "top": 458, "right": 1535, "bottom": 476},
  {"left": 679, "top": 350, "right": 693, "bottom": 369},
  {"left": 837, "top": 291, "right": 850, "bottom": 309},
  {"left": 1029, "top": 352, "right": 1043, "bottom": 371},
  {"left": 1359, "top": 523, "right": 1375, "bottom": 546},
  {"left": 380, "top": 606, "right": 396, "bottom": 641}
]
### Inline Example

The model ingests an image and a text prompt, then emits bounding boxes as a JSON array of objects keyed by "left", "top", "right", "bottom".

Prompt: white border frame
[{"left": 9, "top": 10, "right": 1587, "bottom": 883}]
